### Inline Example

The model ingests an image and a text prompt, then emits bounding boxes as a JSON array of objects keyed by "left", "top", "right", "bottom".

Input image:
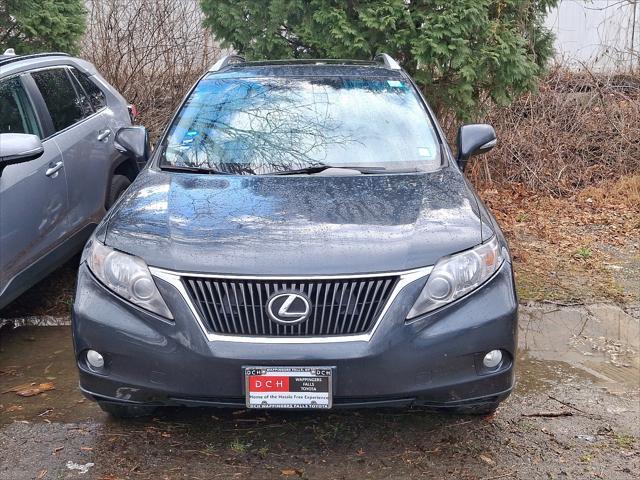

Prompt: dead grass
[
  {"left": 579, "top": 174, "right": 640, "bottom": 210},
  {"left": 479, "top": 175, "right": 640, "bottom": 303}
]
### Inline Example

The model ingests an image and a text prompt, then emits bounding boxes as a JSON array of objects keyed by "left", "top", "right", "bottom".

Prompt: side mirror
[
  {"left": 456, "top": 124, "right": 497, "bottom": 171},
  {"left": 0, "top": 133, "right": 44, "bottom": 176},
  {"left": 114, "top": 126, "right": 150, "bottom": 169}
]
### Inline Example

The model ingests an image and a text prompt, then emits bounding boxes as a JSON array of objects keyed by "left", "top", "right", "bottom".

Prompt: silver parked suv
[{"left": 0, "top": 51, "right": 148, "bottom": 310}]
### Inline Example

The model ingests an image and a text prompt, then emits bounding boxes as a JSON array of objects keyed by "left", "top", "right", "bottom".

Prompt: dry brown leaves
[
  {"left": 478, "top": 175, "right": 640, "bottom": 301},
  {"left": 280, "top": 468, "right": 304, "bottom": 477},
  {"left": 3, "top": 382, "right": 56, "bottom": 397}
]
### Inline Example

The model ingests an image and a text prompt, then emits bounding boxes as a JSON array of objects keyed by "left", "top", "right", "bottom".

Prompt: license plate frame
[{"left": 243, "top": 366, "right": 333, "bottom": 409}]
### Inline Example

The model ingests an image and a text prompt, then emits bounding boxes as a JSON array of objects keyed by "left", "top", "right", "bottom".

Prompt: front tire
[
  {"left": 98, "top": 401, "right": 156, "bottom": 418},
  {"left": 106, "top": 174, "right": 131, "bottom": 209}
]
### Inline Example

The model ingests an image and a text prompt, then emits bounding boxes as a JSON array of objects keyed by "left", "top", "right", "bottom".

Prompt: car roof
[
  {"left": 212, "top": 63, "right": 406, "bottom": 79},
  {"left": 207, "top": 54, "right": 406, "bottom": 79},
  {"left": 0, "top": 52, "right": 98, "bottom": 78},
  {"left": 0, "top": 52, "right": 71, "bottom": 68}
]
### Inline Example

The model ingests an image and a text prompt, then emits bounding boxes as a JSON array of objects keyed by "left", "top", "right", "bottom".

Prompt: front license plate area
[{"left": 244, "top": 367, "right": 333, "bottom": 409}]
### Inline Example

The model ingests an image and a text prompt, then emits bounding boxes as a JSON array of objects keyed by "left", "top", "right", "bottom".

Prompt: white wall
[{"left": 546, "top": 0, "right": 639, "bottom": 72}]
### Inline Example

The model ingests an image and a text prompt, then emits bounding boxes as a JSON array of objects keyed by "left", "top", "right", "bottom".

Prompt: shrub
[
  {"left": 0, "top": 0, "right": 85, "bottom": 54},
  {"left": 468, "top": 69, "right": 640, "bottom": 194}
]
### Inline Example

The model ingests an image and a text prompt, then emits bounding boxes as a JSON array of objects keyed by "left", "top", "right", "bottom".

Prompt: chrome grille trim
[
  {"left": 183, "top": 277, "right": 397, "bottom": 337},
  {"left": 149, "top": 266, "right": 433, "bottom": 343}
]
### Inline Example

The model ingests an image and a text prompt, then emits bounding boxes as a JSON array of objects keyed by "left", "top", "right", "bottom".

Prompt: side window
[
  {"left": 71, "top": 68, "right": 106, "bottom": 111},
  {"left": 67, "top": 69, "right": 95, "bottom": 117},
  {"left": 0, "top": 77, "right": 41, "bottom": 137},
  {"left": 30, "top": 68, "right": 89, "bottom": 133}
]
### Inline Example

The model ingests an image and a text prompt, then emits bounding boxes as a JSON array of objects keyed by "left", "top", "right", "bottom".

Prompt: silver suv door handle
[
  {"left": 97, "top": 129, "right": 112, "bottom": 141},
  {"left": 45, "top": 161, "right": 64, "bottom": 177}
]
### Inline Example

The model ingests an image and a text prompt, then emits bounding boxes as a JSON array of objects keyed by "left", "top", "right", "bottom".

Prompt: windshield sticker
[
  {"left": 181, "top": 129, "right": 199, "bottom": 145},
  {"left": 387, "top": 80, "right": 404, "bottom": 88},
  {"left": 418, "top": 147, "right": 432, "bottom": 157}
]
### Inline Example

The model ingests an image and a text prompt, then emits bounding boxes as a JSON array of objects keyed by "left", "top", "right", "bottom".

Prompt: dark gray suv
[{"left": 73, "top": 54, "right": 517, "bottom": 418}]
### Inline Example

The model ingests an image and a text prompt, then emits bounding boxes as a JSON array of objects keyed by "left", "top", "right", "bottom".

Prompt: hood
[{"left": 104, "top": 168, "right": 486, "bottom": 275}]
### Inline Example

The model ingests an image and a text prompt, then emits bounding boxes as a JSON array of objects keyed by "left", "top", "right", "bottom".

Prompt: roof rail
[
  {"left": 209, "top": 54, "right": 246, "bottom": 72},
  {"left": 0, "top": 52, "right": 71, "bottom": 68},
  {"left": 373, "top": 53, "right": 401, "bottom": 71}
]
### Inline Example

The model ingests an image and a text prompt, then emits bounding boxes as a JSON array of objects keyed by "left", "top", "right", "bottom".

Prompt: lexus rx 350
[{"left": 72, "top": 54, "right": 517, "bottom": 418}]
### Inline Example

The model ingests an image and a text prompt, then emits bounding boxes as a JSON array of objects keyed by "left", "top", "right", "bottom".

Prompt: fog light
[
  {"left": 483, "top": 350, "right": 503, "bottom": 369},
  {"left": 86, "top": 349, "right": 104, "bottom": 369}
]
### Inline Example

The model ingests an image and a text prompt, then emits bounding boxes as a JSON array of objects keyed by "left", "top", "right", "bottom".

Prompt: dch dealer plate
[{"left": 243, "top": 366, "right": 333, "bottom": 409}]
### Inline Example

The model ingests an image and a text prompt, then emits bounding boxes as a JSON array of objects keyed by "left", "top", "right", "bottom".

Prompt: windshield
[{"left": 160, "top": 75, "right": 442, "bottom": 175}]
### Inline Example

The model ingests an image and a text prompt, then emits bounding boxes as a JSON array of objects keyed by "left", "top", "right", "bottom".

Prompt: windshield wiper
[
  {"left": 160, "top": 164, "right": 233, "bottom": 175},
  {"left": 162, "top": 163, "right": 421, "bottom": 176},
  {"left": 267, "top": 165, "right": 390, "bottom": 176}
]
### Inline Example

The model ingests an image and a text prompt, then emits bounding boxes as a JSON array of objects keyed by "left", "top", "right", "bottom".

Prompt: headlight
[
  {"left": 84, "top": 239, "right": 173, "bottom": 319},
  {"left": 407, "top": 236, "right": 505, "bottom": 319}
]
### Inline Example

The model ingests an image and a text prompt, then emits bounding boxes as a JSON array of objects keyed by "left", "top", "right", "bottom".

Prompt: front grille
[{"left": 182, "top": 276, "right": 398, "bottom": 337}]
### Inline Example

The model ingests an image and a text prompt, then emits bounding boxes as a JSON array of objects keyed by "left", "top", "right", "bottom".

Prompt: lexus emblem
[{"left": 266, "top": 291, "right": 311, "bottom": 325}]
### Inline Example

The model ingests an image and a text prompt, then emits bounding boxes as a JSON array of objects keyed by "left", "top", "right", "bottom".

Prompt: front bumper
[{"left": 72, "top": 262, "right": 518, "bottom": 409}]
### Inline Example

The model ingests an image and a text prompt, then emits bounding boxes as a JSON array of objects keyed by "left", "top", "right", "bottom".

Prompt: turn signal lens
[{"left": 407, "top": 236, "right": 504, "bottom": 318}]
